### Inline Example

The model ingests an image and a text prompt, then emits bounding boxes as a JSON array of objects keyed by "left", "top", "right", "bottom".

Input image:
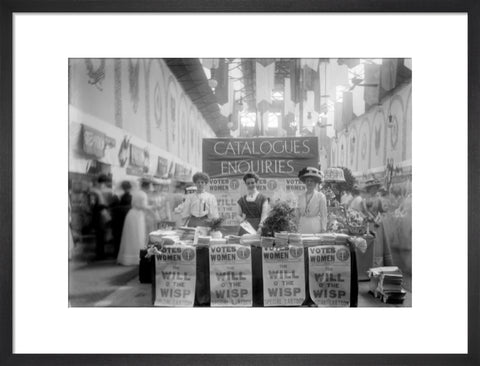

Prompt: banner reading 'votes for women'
[{"left": 203, "top": 137, "right": 319, "bottom": 226}]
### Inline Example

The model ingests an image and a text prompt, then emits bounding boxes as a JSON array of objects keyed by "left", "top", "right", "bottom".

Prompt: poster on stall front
[
  {"left": 154, "top": 244, "right": 196, "bottom": 307},
  {"left": 262, "top": 244, "right": 305, "bottom": 306},
  {"left": 308, "top": 245, "right": 351, "bottom": 307},
  {"left": 209, "top": 243, "right": 253, "bottom": 307}
]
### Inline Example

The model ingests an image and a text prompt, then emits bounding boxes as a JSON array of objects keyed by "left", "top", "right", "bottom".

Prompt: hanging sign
[
  {"left": 308, "top": 245, "right": 351, "bottom": 307},
  {"left": 209, "top": 243, "right": 253, "bottom": 307},
  {"left": 204, "top": 137, "right": 318, "bottom": 228},
  {"left": 262, "top": 243, "right": 305, "bottom": 306},
  {"left": 154, "top": 244, "right": 197, "bottom": 307},
  {"left": 203, "top": 137, "right": 318, "bottom": 178}
]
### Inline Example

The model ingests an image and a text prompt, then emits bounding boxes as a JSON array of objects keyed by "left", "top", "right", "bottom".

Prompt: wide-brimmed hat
[
  {"left": 364, "top": 178, "right": 382, "bottom": 190},
  {"left": 185, "top": 185, "right": 197, "bottom": 192},
  {"left": 298, "top": 167, "right": 324, "bottom": 183}
]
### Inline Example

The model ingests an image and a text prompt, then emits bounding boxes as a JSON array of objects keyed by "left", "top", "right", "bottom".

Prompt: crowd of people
[{"left": 68, "top": 167, "right": 412, "bottom": 266}]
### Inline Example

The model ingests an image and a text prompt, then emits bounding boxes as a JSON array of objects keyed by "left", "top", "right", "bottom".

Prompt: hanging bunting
[
  {"left": 255, "top": 58, "right": 275, "bottom": 135},
  {"left": 364, "top": 63, "right": 381, "bottom": 107},
  {"left": 215, "top": 59, "right": 229, "bottom": 105}
]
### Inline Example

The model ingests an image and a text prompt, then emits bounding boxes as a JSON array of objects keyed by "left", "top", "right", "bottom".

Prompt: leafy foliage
[
  {"left": 207, "top": 217, "right": 224, "bottom": 232},
  {"left": 260, "top": 201, "right": 297, "bottom": 237},
  {"left": 333, "top": 166, "right": 356, "bottom": 193}
]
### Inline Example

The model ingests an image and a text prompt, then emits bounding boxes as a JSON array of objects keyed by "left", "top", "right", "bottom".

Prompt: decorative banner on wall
[
  {"left": 82, "top": 125, "right": 106, "bottom": 158},
  {"left": 154, "top": 244, "right": 197, "bottom": 307},
  {"left": 209, "top": 243, "right": 253, "bottom": 307},
  {"left": 203, "top": 137, "right": 319, "bottom": 178},
  {"left": 262, "top": 243, "right": 306, "bottom": 306},
  {"left": 307, "top": 245, "right": 351, "bottom": 307}
]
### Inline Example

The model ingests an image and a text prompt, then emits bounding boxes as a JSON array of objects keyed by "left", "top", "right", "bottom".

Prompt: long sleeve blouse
[{"left": 181, "top": 191, "right": 219, "bottom": 219}]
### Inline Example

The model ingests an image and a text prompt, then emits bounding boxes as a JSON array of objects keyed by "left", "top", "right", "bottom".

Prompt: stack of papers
[
  {"left": 368, "top": 266, "right": 406, "bottom": 304},
  {"left": 175, "top": 227, "right": 197, "bottom": 242}
]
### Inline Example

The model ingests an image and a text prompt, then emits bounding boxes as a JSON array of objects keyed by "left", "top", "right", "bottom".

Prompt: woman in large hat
[{"left": 296, "top": 167, "right": 328, "bottom": 234}]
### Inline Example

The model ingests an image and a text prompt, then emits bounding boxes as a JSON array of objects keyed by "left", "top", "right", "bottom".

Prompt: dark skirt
[{"left": 187, "top": 215, "right": 209, "bottom": 228}]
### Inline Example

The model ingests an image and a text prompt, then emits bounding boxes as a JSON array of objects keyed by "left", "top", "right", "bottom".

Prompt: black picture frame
[{"left": 1, "top": 1, "right": 478, "bottom": 365}]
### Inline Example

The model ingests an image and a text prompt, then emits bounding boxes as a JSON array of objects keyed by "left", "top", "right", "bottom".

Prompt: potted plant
[{"left": 260, "top": 201, "right": 297, "bottom": 237}]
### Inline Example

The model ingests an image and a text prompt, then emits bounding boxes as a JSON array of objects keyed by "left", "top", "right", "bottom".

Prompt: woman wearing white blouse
[
  {"left": 181, "top": 172, "right": 219, "bottom": 227},
  {"left": 236, "top": 173, "right": 270, "bottom": 235},
  {"left": 296, "top": 167, "right": 328, "bottom": 234}
]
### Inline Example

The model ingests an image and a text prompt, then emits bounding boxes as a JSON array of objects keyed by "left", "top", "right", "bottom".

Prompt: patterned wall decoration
[
  {"left": 167, "top": 76, "right": 178, "bottom": 155},
  {"left": 178, "top": 95, "right": 188, "bottom": 161},
  {"left": 370, "top": 109, "right": 385, "bottom": 169},
  {"left": 358, "top": 118, "right": 371, "bottom": 173},
  {"left": 128, "top": 59, "right": 140, "bottom": 113},
  {"left": 114, "top": 60, "right": 122, "bottom": 127},
  {"left": 386, "top": 95, "right": 405, "bottom": 164},
  {"left": 347, "top": 126, "right": 358, "bottom": 172},
  {"left": 148, "top": 60, "right": 167, "bottom": 151}
]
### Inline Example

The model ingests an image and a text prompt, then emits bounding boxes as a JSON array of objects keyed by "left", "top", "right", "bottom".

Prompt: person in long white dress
[
  {"left": 117, "top": 190, "right": 149, "bottom": 266},
  {"left": 296, "top": 167, "right": 328, "bottom": 234}
]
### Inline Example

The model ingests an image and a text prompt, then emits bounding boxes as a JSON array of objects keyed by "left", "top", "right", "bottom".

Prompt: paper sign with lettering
[
  {"left": 154, "top": 244, "right": 197, "bottom": 307},
  {"left": 209, "top": 243, "right": 253, "bottom": 307},
  {"left": 203, "top": 137, "right": 318, "bottom": 178},
  {"left": 308, "top": 245, "right": 351, "bottom": 307},
  {"left": 262, "top": 244, "right": 305, "bottom": 306},
  {"left": 209, "top": 177, "right": 305, "bottom": 226},
  {"left": 204, "top": 137, "right": 319, "bottom": 227}
]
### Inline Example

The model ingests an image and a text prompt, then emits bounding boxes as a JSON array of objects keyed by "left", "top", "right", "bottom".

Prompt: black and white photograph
[
  {"left": 68, "top": 58, "right": 413, "bottom": 308},
  {"left": 7, "top": 10, "right": 474, "bottom": 362}
]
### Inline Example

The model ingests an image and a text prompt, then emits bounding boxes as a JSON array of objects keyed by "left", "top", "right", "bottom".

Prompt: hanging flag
[
  {"left": 363, "top": 63, "right": 381, "bottom": 107},
  {"left": 215, "top": 59, "right": 229, "bottom": 105},
  {"left": 380, "top": 58, "right": 399, "bottom": 92},
  {"left": 289, "top": 59, "right": 302, "bottom": 103},
  {"left": 326, "top": 61, "right": 349, "bottom": 102},
  {"left": 314, "top": 62, "right": 321, "bottom": 113},
  {"left": 201, "top": 58, "right": 219, "bottom": 69},
  {"left": 256, "top": 59, "right": 275, "bottom": 135},
  {"left": 220, "top": 76, "right": 234, "bottom": 117},
  {"left": 342, "top": 91, "right": 354, "bottom": 126},
  {"left": 283, "top": 77, "right": 296, "bottom": 130},
  {"left": 256, "top": 59, "right": 275, "bottom": 106}
]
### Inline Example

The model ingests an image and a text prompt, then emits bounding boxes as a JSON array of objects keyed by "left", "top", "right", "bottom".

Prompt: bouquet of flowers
[{"left": 346, "top": 208, "right": 367, "bottom": 235}]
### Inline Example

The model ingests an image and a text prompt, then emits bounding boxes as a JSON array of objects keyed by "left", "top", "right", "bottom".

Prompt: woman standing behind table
[
  {"left": 117, "top": 189, "right": 150, "bottom": 266},
  {"left": 181, "top": 172, "right": 219, "bottom": 227},
  {"left": 296, "top": 167, "right": 328, "bottom": 234},
  {"left": 236, "top": 173, "right": 270, "bottom": 235}
]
